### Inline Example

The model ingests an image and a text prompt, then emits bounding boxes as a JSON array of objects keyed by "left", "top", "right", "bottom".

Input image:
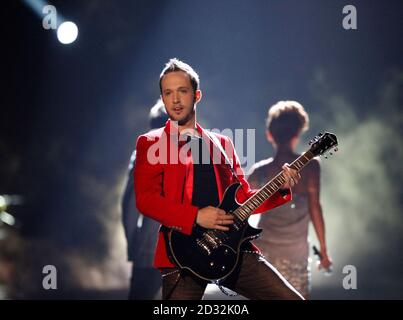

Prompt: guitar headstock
[{"left": 309, "top": 132, "right": 338, "bottom": 158}]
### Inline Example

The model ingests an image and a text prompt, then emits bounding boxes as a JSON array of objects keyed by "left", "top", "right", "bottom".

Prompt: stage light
[
  {"left": 0, "top": 211, "right": 15, "bottom": 226},
  {"left": 57, "top": 21, "right": 78, "bottom": 44}
]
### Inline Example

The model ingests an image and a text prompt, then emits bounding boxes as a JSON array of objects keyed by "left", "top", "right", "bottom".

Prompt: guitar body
[{"left": 168, "top": 182, "right": 262, "bottom": 281}]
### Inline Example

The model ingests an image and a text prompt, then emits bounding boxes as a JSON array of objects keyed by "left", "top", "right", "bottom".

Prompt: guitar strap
[{"left": 203, "top": 130, "right": 240, "bottom": 183}]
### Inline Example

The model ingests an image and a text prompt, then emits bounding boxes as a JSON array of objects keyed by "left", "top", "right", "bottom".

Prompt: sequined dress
[
  {"left": 254, "top": 194, "right": 311, "bottom": 297},
  {"left": 248, "top": 159, "right": 312, "bottom": 298}
]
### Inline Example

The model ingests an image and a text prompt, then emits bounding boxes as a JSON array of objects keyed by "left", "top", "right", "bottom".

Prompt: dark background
[{"left": 0, "top": 0, "right": 402, "bottom": 299}]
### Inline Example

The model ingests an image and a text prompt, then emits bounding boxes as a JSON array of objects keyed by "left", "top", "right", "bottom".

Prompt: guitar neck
[{"left": 234, "top": 150, "right": 315, "bottom": 222}]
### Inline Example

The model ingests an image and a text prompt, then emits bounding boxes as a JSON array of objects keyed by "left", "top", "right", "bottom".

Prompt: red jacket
[{"left": 134, "top": 120, "right": 291, "bottom": 268}]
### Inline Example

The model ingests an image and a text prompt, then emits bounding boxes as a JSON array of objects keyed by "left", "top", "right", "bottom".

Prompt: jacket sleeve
[
  {"left": 226, "top": 137, "right": 292, "bottom": 214},
  {"left": 134, "top": 135, "right": 198, "bottom": 235}
]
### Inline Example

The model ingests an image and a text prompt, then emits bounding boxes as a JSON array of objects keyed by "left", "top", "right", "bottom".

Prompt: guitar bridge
[{"left": 205, "top": 232, "right": 222, "bottom": 248}]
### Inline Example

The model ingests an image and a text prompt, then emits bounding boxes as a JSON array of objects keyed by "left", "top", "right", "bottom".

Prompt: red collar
[{"left": 163, "top": 119, "right": 205, "bottom": 142}]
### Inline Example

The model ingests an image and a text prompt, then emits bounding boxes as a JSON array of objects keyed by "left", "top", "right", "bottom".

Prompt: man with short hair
[{"left": 134, "top": 58, "right": 303, "bottom": 300}]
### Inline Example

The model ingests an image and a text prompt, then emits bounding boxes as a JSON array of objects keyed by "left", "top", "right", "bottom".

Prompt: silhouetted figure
[{"left": 121, "top": 99, "right": 168, "bottom": 299}]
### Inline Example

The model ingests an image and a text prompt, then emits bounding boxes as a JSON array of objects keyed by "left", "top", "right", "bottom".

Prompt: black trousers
[
  {"left": 161, "top": 252, "right": 304, "bottom": 300},
  {"left": 128, "top": 266, "right": 161, "bottom": 300}
]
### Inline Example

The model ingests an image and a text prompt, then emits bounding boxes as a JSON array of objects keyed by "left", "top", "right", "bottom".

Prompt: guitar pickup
[
  {"left": 196, "top": 238, "right": 212, "bottom": 255},
  {"left": 232, "top": 216, "right": 245, "bottom": 231}
]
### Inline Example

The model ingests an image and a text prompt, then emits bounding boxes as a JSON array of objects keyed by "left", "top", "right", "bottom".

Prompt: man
[
  {"left": 121, "top": 99, "right": 168, "bottom": 299},
  {"left": 134, "top": 58, "right": 303, "bottom": 300}
]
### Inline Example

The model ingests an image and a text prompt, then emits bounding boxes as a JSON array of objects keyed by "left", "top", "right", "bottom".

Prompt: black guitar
[{"left": 168, "top": 132, "right": 338, "bottom": 281}]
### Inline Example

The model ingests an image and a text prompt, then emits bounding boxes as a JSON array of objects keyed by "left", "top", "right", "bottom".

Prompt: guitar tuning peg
[
  {"left": 329, "top": 152, "right": 333, "bottom": 156},
  {"left": 334, "top": 147, "right": 338, "bottom": 152}
]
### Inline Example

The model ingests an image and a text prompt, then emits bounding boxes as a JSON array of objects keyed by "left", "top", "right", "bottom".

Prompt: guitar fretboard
[{"left": 234, "top": 150, "right": 315, "bottom": 221}]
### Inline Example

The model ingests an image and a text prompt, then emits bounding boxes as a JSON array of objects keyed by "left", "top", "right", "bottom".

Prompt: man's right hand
[{"left": 196, "top": 206, "right": 234, "bottom": 231}]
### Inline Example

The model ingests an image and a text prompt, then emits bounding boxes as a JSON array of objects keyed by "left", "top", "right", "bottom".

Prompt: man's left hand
[{"left": 281, "top": 163, "right": 301, "bottom": 189}]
